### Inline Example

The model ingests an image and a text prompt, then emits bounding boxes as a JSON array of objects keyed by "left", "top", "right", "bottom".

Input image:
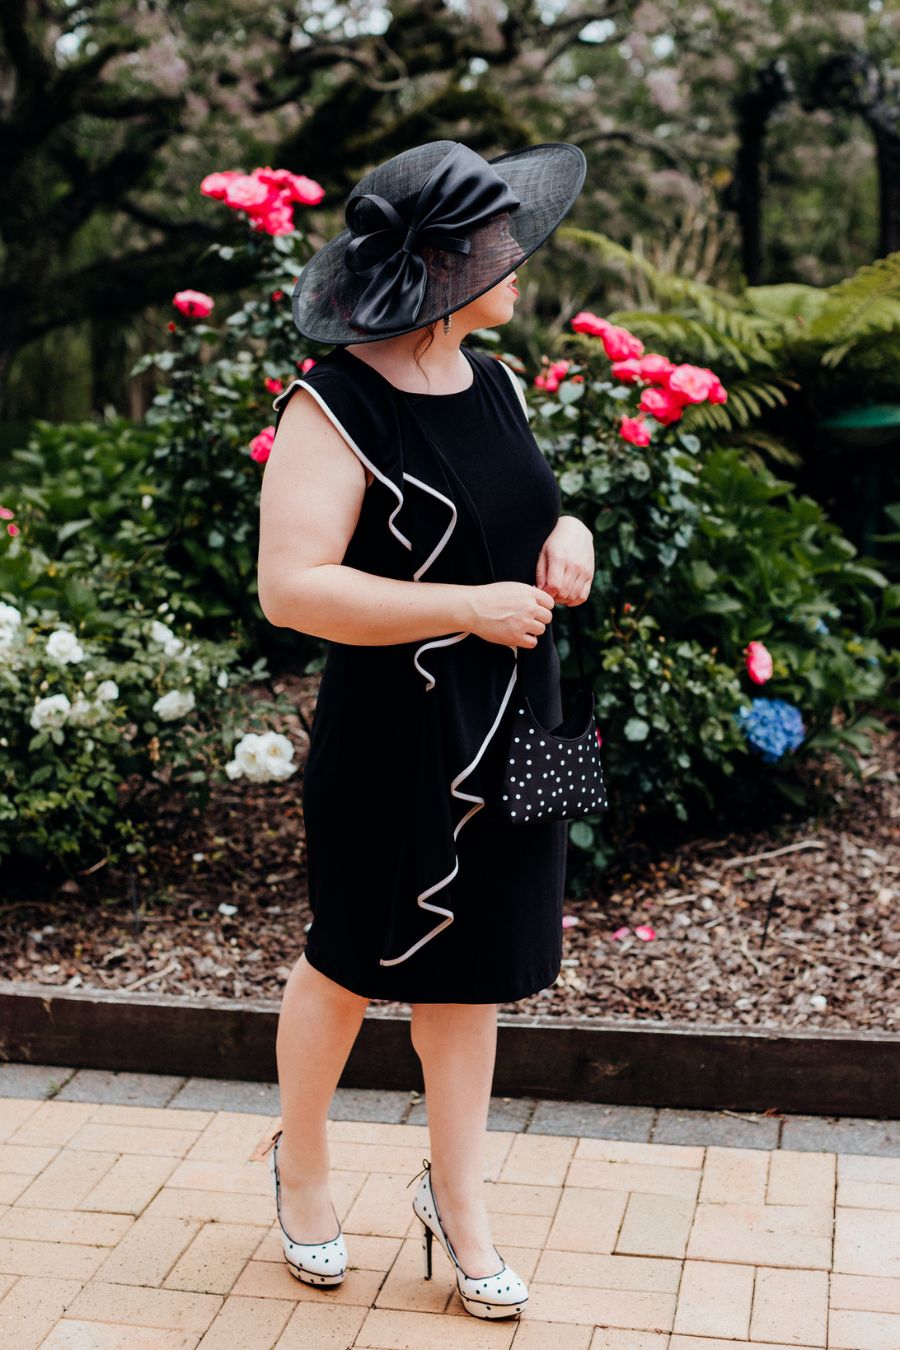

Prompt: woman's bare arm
[{"left": 257, "top": 387, "right": 478, "bottom": 645}]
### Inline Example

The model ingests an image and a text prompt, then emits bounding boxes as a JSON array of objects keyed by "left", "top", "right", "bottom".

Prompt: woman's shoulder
[
  {"left": 470, "top": 348, "right": 529, "bottom": 418},
  {"left": 272, "top": 349, "right": 387, "bottom": 432}
]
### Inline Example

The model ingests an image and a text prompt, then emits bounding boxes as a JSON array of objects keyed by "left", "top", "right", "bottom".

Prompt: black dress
[{"left": 270, "top": 343, "right": 568, "bottom": 1003}]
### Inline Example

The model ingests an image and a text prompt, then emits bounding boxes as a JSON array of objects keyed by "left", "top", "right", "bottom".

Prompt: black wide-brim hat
[{"left": 290, "top": 139, "right": 587, "bottom": 346}]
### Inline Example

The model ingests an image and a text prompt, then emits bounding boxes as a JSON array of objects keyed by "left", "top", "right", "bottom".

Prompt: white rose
[
  {"left": 95, "top": 679, "right": 119, "bottom": 702},
  {"left": 0, "top": 602, "right": 22, "bottom": 639},
  {"left": 216, "top": 670, "right": 229, "bottom": 689},
  {"left": 234, "top": 732, "right": 267, "bottom": 781},
  {"left": 30, "top": 693, "right": 71, "bottom": 730},
  {"left": 141, "top": 494, "right": 153, "bottom": 509},
  {"left": 46, "top": 629, "right": 84, "bottom": 664},
  {"left": 152, "top": 689, "right": 196, "bottom": 721},
  {"left": 68, "top": 695, "right": 100, "bottom": 726},
  {"left": 258, "top": 730, "right": 297, "bottom": 780},
  {"left": 150, "top": 620, "right": 184, "bottom": 657},
  {"left": 225, "top": 758, "right": 243, "bottom": 780},
  {"left": 231, "top": 730, "right": 296, "bottom": 783}
]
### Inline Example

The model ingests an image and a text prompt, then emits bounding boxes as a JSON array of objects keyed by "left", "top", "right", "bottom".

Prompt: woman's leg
[
  {"left": 275, "top": 951, "right": 369, "bottom": 1241},
  {"left": 409, "top": 1002, "right": 502, "bottom": 1278}
]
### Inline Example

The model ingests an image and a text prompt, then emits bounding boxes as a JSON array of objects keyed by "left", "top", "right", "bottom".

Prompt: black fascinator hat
[{"left": 290, "top": 139, "right": 587, "bottom": 346}]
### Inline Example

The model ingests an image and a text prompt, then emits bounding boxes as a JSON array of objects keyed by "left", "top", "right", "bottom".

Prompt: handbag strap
[{"left": 565, "top": 604, "right": 588, "bottom": 684}]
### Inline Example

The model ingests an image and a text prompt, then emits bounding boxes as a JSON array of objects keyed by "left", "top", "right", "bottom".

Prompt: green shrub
[
  {"left": 522, "top": 339, "right": 899, "bottom": 872},
  {"left": 0, "top": 599, "right": 296, "bottom": 869}
]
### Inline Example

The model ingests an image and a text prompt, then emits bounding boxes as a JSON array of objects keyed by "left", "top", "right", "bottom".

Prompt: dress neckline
[{"left": 335, "top": 345, "right": 478, "bottom": 398}]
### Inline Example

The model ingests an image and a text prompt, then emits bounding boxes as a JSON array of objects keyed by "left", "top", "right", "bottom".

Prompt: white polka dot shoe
[
  {"left": 268, "top": 1130, "right": 347, "bottom": 1286},
  {"left": 408, "top": 1157, "right": 528, "bottom": 1320}
]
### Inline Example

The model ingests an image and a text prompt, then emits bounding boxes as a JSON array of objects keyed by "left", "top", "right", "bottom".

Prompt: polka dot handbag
[{"left": 496, "top": 607, "right": 608, "bottom": 825}]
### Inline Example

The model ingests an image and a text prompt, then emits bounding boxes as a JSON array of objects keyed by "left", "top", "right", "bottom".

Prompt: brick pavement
[{"left": 0, "top": 1065, "right": 898, "bottom": 1348}]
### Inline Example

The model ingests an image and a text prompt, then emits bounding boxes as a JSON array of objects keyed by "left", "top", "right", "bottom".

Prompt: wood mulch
[{"left": 2, "top": 674, "right": 897, "bottom": 1031}]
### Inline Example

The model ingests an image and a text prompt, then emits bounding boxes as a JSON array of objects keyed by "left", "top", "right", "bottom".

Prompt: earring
[{"left": 442, "top": 313, "right": 452, "bottom": 335}]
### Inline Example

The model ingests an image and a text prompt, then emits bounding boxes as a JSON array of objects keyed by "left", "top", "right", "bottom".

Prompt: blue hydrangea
[{"left": 735, "top": 698, "right": 806, "bottom": 763}]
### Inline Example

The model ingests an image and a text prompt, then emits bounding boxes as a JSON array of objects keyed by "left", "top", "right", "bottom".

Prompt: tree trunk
[
  {"left": 810, "top": 50, "right": 900, "bottom": 258},
  {"left": 731, "top": 61, "right": 793, "bottom": 285}
]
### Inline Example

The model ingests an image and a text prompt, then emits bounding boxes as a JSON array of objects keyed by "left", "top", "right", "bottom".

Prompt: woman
[{"left": 256, "top": 139, "right": 594, "bottom": 1321}]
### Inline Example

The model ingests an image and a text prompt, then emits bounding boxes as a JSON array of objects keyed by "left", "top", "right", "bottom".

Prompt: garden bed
[{"left": 1, "top": 675, "right": 897, "bottom": 1035}]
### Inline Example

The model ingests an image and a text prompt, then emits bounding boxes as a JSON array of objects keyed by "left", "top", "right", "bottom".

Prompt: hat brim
[{"left": 289, "top": 141, "right": 587, "bottom": 346}]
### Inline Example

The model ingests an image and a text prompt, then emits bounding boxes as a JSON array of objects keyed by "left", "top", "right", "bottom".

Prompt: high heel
[
  {"left": 407, "top": 1157, "right": 528, "bottom": 1320},
  {"left": 263, "top": 1128, "right": 348, "bottom": 1287}
]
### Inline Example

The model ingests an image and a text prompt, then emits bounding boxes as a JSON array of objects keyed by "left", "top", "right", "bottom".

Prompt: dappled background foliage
[{"left": 2, "top": 0, "right": 897, "bottom": 423}]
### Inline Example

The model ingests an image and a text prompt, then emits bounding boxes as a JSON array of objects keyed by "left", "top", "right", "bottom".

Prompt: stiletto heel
[
  {"left": 263, "top": 1128, "right": 348, "bottom": 1287},
  {"left": 407, "top": 1157, "right": 528, "bottom": 1320}
]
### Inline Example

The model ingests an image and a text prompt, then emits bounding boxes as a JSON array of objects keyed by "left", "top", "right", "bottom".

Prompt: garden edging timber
[{"left": 0, "top": 981, "right": 897, "bottom": 1118}]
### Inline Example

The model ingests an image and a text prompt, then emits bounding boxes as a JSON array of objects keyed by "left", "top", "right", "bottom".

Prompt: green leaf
[{"left": 569, "top": 821, "right": 594, "bottom": 849}]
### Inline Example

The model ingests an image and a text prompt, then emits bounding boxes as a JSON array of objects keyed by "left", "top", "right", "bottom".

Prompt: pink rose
[
  {"left": 535, "top": 358, "right": 571, "bottom": 392},
  {"left": 639, "top": 385, "right": 686, "bottom": 425},
  {"left": 249, "top": 426, "right": 276, "bottom": 464},
  {"left": 199, "top": 171, "right": 242, "bottom": 199},
  {"left": 251, "top": 201, "right": 295, "bottom": 236},
  {"left": 637, "top": 354, "right": 676, "bottom": 382},
  {"left": 620, "top": 414, "right": 651, "bottom": 446},
  {"left": 0, "top": 506, "right": 14, "bottom": 520},
  {"left": 601, "top": 326, "right": 645, "bottom": 362},
  {"left": 707, "top": 374, "right": 728, "bottom": 403},
  {"left": 745, "top": 640, "right": 773, "bottom": 685},
  {"left": 288, "top": 173, "right": 325, "bottom": 205},
  {"left": 668, "top": 364, "right": 721, "bottom": 404},
  {"left": 264, "top": 377, "right": 284, "bottom": 394},
  {"left": 7, "top": 522, "right": 20, "bottom": 537},
  {"left": 256, "top": 167, "right": 325, "bottom": 206},
  {"left": 571, "top": 310, "right": 612, "bottom": 337},
  {"left": 202, "top": 166, "right": 324, "bottom": 237},
  {"left": 172, "top": 290, "right": 214, "bottom": 318},
  {"left": 299, "top": 357, "right": 317, "bottom": 373},
  {"left": 610, "top": 358, "right": 644, "bottom": 383},
  {"left": 222, "top": 174, "right": 272, "bottom": 212},
  {"left": 634, "top": 924, "right": 656, "bottom": 941}
]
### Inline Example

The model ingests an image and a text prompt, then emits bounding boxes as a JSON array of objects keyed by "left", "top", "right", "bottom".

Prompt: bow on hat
[{"left": 342, "top": 142, "right": 521, "bottom": 334}]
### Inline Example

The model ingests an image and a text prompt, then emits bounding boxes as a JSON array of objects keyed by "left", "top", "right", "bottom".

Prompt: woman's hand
[
  {"left": 467, "top": 582, "right": 556, "bottom": 650},
  {"left": 535, "top": 515, "right": 595, "bottom": 606}
]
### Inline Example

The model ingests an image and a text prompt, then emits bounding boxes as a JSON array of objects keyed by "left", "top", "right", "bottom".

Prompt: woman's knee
[{"left": 296, "top": 952, "right": 370, "bottom": 1009}]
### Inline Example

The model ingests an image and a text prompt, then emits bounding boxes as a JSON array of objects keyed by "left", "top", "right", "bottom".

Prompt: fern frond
[
  {"left": 733, "top": 429, "right": 804, "bottom": 470},
  {"left": 561, "top": 226, "right": 779, "bottom": 364},
  {"left": 806, "top": 251, "right": 900, "bottom": 347},
  {"left": 672, "top": 376, "right": 793, "bottom": 436}
]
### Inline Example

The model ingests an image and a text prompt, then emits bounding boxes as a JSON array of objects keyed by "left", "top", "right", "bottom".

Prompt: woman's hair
[
  {"left": 412, "top": 322, "right": 438, "bottom": 375},
  {"left": 410, "top": 242, "right": 457, "bottom": 385}
]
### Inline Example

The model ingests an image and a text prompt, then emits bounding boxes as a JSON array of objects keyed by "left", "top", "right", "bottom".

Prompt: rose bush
[
  {"left": 0, "top": 600, "right": 299, "bottom": 868},
  {"left": 514, "top": 317, "right": 899, "bottom": 874}
]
